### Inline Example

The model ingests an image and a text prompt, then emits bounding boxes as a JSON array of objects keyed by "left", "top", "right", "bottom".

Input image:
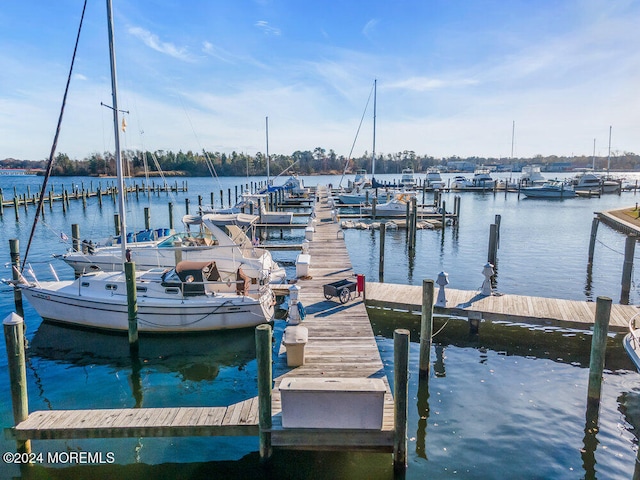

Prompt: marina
[{"left": 3, "top": 173, "right": 640, "bottom": 478}]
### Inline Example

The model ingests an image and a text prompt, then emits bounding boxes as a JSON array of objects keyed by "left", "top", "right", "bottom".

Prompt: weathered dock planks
[
  {"left": 270, "top": 186, "right": 395, "bottom": 451},
  {"left": 364, "top": 282, "right": 639, "bottom": 331}
]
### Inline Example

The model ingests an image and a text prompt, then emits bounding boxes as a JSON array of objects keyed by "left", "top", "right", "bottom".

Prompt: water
[{"left": 1, "top": 173, "right": 640, "bottom": 479}]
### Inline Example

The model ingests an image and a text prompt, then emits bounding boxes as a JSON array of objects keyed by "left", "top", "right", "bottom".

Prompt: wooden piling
[
  {"left": 185, "top": 198, "right": 190, "bottom": 215},
  {"left": 371, "top": 197, "right": 377, "bottom": 220},
  {"left": 494, "top": 214, "right": 501, "bottom": 248},
  {"left": 9, "top": 239, "right": 23, "bottom": 315},
  {"left": 168, "top": 202, "right": 174, "bottom": 230},
  {"left": 256, "top": 323, "right": 272, "bottom": 461},
  {"left": 114, "top": 214, "right": 121, "bottom": 236},
  {"left": 125, "top": 262, "right": 139, "bottom": 353},
  {"left": 441, "top": 199, "right": 446, "bottom": 230},
  {"left": 621, "top": 236, "right": 636, "bottom": 305},
  {"left": 144, "top": 207, "right": 150, "bottom": 230},
  {"left": 72, "top": 224, "right": 80, "bottom": 252},
  {"left": 419, "top": 279, "right": 434, "bottom": 378},
  {"left": 4, "top": 312, "right": 30, "bottom": 453},
  {"left": 393, "top": 328, "right": 409, "bottom": 472},
  {"left": 586, "top": 296, "right": 612, "bottom": 412},
  {"left": 588, "top": 217, "right": 600, "bottom": 264},
  {"left": 379, "top": 222, "right": 386, "bottom": 283},
  {"left": 13, "top": 196, "right": 19, "bottom": 221},
  {"left": 210, "top": 192, "right": 215, "bottom": 209},
  {"left": 488, "top": 223, "right": 498, "bottom": 265}
]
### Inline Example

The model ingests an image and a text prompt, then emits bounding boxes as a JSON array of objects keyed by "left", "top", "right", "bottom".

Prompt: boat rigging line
[
  {"left": 22, "top": 0, "right": 88, "bottom": 271},
  {"left": 338, "top": 81, "right": 375, "bottom": 188}
]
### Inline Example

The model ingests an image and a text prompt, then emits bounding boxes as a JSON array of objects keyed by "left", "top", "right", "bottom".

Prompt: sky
[{"left": 1, "top": 0, "right": 639, "bottom": 162}]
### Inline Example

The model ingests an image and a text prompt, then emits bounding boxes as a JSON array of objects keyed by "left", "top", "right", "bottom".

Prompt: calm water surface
[{"left": 1, "top": 173, "right": 640, "bottom": 479}]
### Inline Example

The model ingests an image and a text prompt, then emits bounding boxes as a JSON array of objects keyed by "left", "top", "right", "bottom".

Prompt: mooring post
[
  {"left": 379, "top": 222, "right": 386, "bottom": 283},
  {"left": 9, "top": 239, "right": 23, "bottom": 316},
  {"left": 113, "top": 214, "right": 121, "bottom": 236},
  {"left": 13, "top": 196, "right": 19, "bottom": 221},
  {"left": 125, "top": 262, "right": 139, "bottom": 353},
  {"left": 168, "top": 202, "right": 174, "bottom": 231},
  {"left": 256, "top": 323, "right": 272, "bottom": 462},
  {"left": 586, "top": 296, "right": 612, "bottom": 428},
  {"left": 144, "top": 207, "right": 150, "bottom": 230},
  {"left": 393, "top": 328, "right": 409, "bottom": 473},
  {"left": 412, "top": 197, "right": 418, "bottom": 246},
  {"left": 371, "top": 197, "right": 377, "bottom": 220},
  {"left": 4, "top": 312, "right": 30, "bottom": 453},
  {"left": 488, "top": 223, "right": 498, "bottom": 265},
  {"left": 621, "top": 236, "right": 636, "bottom": 305},
  {"left": 494, "top": 214, "right": 501, "bottom": 248},
  {"left": 0, "top": 190, "right": 4, "bottom": 217},
  {"left": 71, "top": 224, "right": 80, "bottom": 252},
  {"left": 419, "top": 279, "right": 434, "bottom": 378},
  {"left": 441, "top": 199, "right": 446, "bottom": 230},
  {"left": 588, "top": 217, "right": 600, "bottom": 264},
  {"left": 185, "top": 198, "right": 190, "bottom": 215}
]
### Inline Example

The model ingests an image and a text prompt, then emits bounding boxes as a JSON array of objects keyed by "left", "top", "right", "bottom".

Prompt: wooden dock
[
  {"left": 7, "top": 186, "right": 396, "bottom": 455},
  {"left": 365, "top": 282, "right": 639, "bottom": 332}
]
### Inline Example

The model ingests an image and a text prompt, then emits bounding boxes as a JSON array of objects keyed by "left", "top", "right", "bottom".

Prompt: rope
[{"left": 22, "top": 0, "right": 88, "bottom": 270}]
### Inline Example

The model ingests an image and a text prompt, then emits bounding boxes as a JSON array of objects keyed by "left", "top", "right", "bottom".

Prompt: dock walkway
[
  {"left": 10, "top": 186, "right": 395, "bottom": 453},
  {"left": 365, "top": 282, "right": 638, "bottom": 332}
]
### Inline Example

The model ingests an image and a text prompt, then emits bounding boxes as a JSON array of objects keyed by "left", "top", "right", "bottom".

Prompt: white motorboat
[
  {"left": 399, "top": 168, "right": 417, "bottom": 188},
  {"left": 572, "top": 172, "right": 602, "bottom": 193},
  {"left": 623, "top": 313, "right": 640, "bottom": 372},
  {"left": 360, "top": 192, "right": 437, "bottom": 217},
  {"left": 451, "top": 168, "right": 495, "bottom": 190},
  {"left": 8, "top": 0, "right": 275, "bottom": 333},
  {"left": 521, "top": 180, "right": 576, "bottom": 198},
  {"left": 60, "top": 213, "right": 286, "bottom": 288},
  {"left": 425, "top": 167, "right": 446, "bottom": 190},
  {"left": 16, "top": 261, "right": 274, "bottom": 333},
  {"left": 202, "top": 193, "right": 293, "bottom": 224},
  {"left": 520, "top": 165, "right": 546, "bottom": 186}
]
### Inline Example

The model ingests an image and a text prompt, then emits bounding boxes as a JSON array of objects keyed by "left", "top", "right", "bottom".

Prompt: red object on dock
[{"left": 356, "top": 274, "right": 366, "bottom": 297}]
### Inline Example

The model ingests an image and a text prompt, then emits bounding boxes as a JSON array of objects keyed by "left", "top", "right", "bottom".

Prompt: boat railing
[{"left": 628, "top": 312, "right": 640, "bottom": 349}]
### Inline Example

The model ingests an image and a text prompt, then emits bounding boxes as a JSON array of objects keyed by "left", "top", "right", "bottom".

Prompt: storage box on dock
[
  {"left": 296, "top": 253, "right": 311, "bottom": 277},
  {"left": 279, "top": 377, "right": 386, "bottom": 429},
  {"left": 304, "top": 226, "right": 314, "bottom": 241},
  {"left": 282, "top": 325, "right": 308, "bottom": 366}
]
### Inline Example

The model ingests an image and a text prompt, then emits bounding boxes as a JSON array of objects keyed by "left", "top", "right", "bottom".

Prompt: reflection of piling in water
[{"left": 394, "top": 328, "right": 409, "bottom": 473}]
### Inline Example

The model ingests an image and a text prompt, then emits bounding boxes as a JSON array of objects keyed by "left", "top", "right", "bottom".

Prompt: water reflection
[{"left": 29, "top": 322, "right": 257, "bottom": 398}]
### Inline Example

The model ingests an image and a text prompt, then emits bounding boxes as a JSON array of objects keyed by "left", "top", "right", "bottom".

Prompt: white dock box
[
  {"left": 296, "top": 253, "right": 311, "bottom": 278},
  {"left": 282, "top": 325, "right": 308, "bottom": 367},
  {"left": 304, "top": 226, "right": 315, "bottom": 241},
  {"left": 279, "top": 377, "right": 386, "bottom": 429}
]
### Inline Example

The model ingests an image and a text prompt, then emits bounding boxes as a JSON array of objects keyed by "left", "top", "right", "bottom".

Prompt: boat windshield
[{"left": 157, "top": 232, "right": 218, "bottom": 248}]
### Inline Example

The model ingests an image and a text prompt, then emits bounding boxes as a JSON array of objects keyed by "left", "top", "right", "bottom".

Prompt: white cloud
[
  {"left": 128, "top": 26, "right": 195, "bottom": 62},
  {"left": 255, "top": 21, "right": 281, "bottom": 36},
  {"left": 362, "top": 19, "right": 378, "bottom": 38}
]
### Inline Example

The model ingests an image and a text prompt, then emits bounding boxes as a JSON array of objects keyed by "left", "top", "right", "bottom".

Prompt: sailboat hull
[{"left": 20, "top": 279, "right": 274, "bottom": 333}]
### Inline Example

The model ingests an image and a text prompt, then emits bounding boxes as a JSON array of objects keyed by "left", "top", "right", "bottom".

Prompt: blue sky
[{"left": 1, "top": 0, "right": 639, "bottom": 161}]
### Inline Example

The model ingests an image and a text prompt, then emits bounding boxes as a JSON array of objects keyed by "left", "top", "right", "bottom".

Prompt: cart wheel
[
  {"left": 324, "top": 292, "right": 332, "bottom": 300},
  {"left": 339, "top": 287, "right": 350, "bottom": 304}
]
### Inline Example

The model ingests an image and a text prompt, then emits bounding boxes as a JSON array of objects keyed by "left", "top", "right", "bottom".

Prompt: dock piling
[
  {"left": 621, "top": 236, "right": 636, "bottom": 305},
  {"left": 488, "top": 224, "right": 498, "bottom": 265},
  {"left": 393, "top": 328, "right": 409, "bottom": 472},
  {"left": 588, "top": 217, "right": 600, "bottom": 264},
  {"left": 3, "top": 312, "right": 30, "bottom": 453},
  {"left": 125, "top": 262, "right": 139, "bottom": 353},
  {"left": 9, "top": 239, "right": 23, "bottom": 315},
  {"left": 586, "top": 296, "right": 612, "bottom": 426},
  {"left": 72, "top": 224, "right": 80, "bottom": 252},
  {"left": 379, "top": 223, "right": 386, "bottom": 283},
  {"left": 419, "top": 279, "right": 434, "bottom": 378},
  {"left": 256, "top": 323, "right": 272, "bottom": 462}
]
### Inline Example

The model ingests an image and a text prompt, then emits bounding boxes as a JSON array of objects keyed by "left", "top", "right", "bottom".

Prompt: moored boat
[{"left": 521, "top": 180, "right": 576, "bottom": 198}]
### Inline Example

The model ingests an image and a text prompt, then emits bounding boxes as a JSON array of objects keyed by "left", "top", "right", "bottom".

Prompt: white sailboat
[{"left": 9, "top": 0, "right": 274, "bottom": 333}]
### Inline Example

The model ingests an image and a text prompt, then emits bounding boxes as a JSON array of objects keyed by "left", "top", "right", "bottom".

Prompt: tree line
[{"left": 2, "top": 148, "right": 640, "bottom": 176}]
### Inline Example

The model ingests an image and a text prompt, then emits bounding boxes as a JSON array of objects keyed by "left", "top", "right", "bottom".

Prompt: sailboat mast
[
  {"left": 265, "top": 116, "right": 270, "bottom": 186},
  {"left": 106, "top": 0, "right": 127, "bottom": 262},
  {"left": 372, "top": 79, "right": 377, "bottom": 179},
  {"left": 511, "top": 120, "right": 515, "bottom": 159},
  {"left": 607, "top": 125, "right": 612, "bottom": 174}
]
